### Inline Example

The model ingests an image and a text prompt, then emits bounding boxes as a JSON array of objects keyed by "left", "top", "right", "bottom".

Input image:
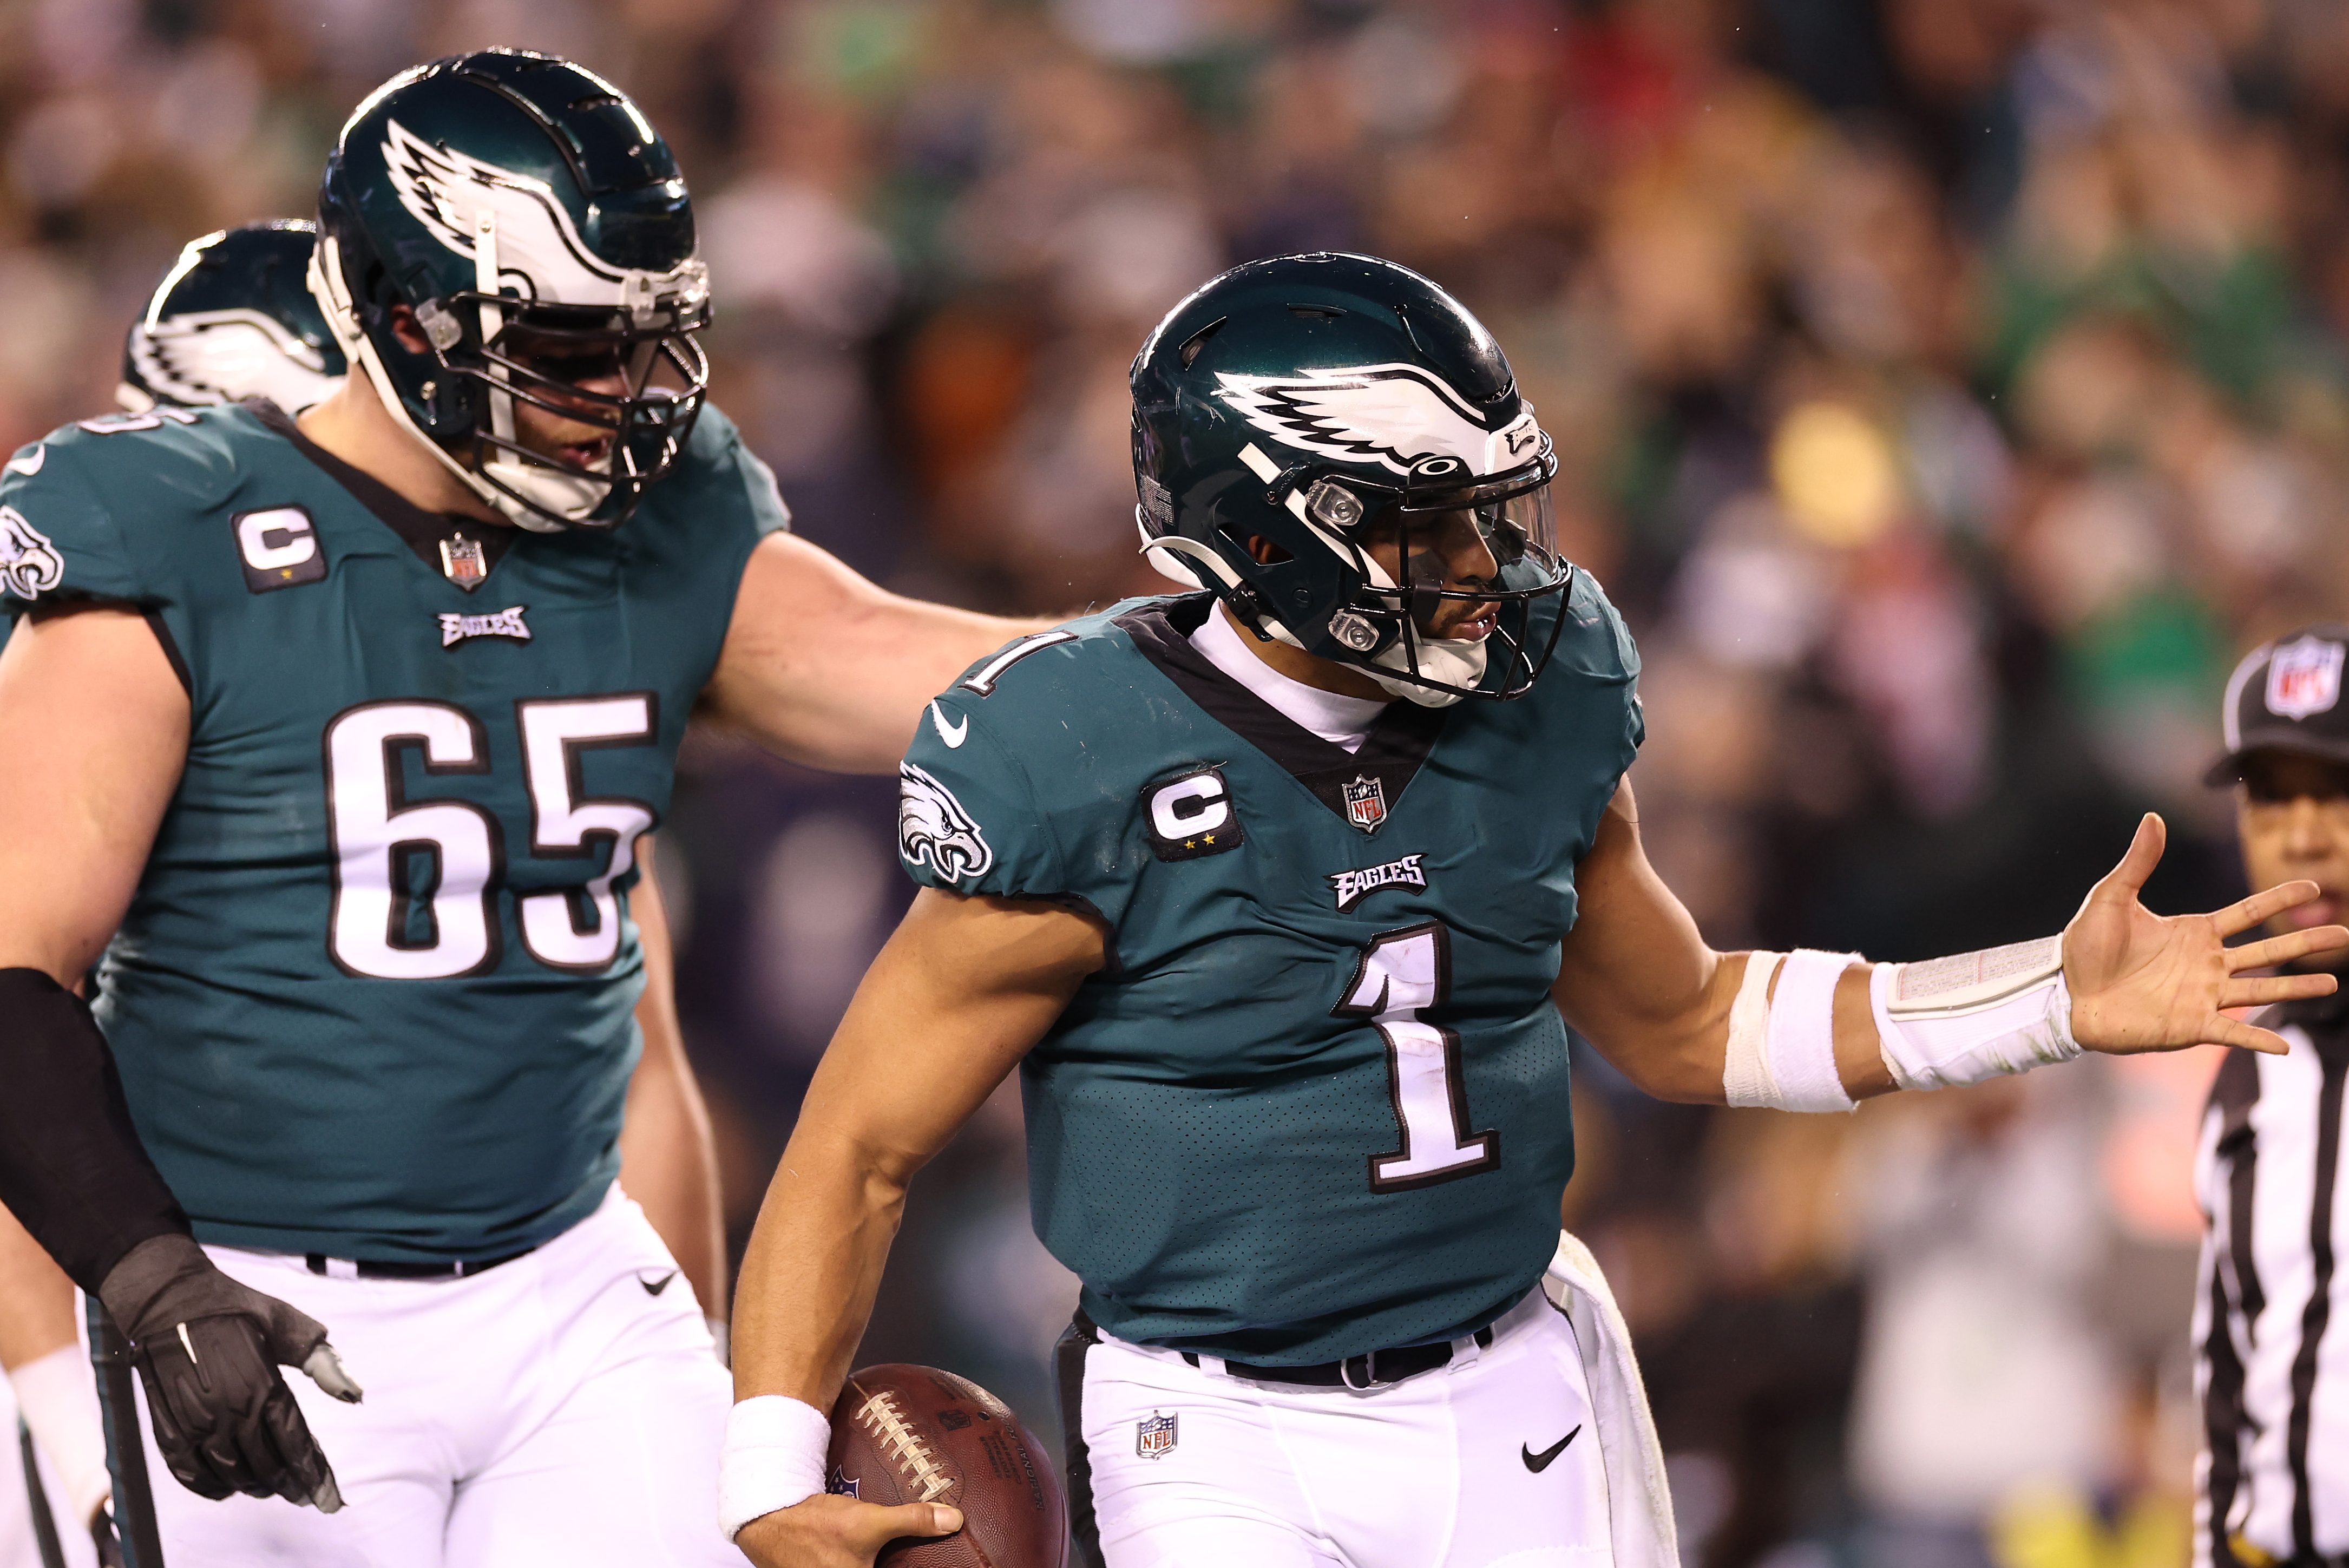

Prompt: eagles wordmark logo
[
  {"left": 0, "top": 506, "right": 64, "bottom": 601},
  {"left": 1214, "top": 363, "right": 1539, "bottom": 479},
  {"left": 1330, "top": 854, "right": 1426, "bottom": 911},
  {"left": 898, "top": 762, "right": 995, "bottom": 883},
  {"left": 438, "top": 606, "right": 531, "bottom": 647}
]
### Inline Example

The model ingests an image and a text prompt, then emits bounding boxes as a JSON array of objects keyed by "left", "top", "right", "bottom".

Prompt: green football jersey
[
  {"left": 897, "top": 583, "right": 1642, "bottom": 1364},
  {"left": 0, "top": 400, "right": 788, "bottom": 1261}
]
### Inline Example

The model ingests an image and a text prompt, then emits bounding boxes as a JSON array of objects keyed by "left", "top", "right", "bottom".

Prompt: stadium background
[{"left": 6, "top": 0, "right": 2340, "bottom": 1563}]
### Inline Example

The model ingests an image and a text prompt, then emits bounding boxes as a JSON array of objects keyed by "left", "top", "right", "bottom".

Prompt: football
[{"left": 827, "top": 1363, "right": 1068, "bottom": 1568}]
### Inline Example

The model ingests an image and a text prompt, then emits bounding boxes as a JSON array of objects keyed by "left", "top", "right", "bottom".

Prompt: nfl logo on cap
[
  {"left": 1136, "top": 1412, "right": 1178, "bottom": 1459},
  {"left": 2266, "top": 634, "right": 2345, "bottom": 722}
]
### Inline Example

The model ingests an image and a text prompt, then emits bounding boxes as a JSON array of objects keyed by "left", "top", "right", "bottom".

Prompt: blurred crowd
[{"left": 8, "top": 0, "right": 2348, "bottom": 1562}]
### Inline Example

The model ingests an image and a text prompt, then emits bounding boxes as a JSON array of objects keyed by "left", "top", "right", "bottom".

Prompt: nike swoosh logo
[
  {"left": 6, "top": 445, "right": 44, "bottom": 477},
  {"left": 930, "top": 701, "right": 968, "bottom": 749},
  {"left": 1521, "top": 1426, "right": 1581, "bottom": 1473},
  {"left": 638, "top": 1270, "right": 678, "bottom": 1297}
]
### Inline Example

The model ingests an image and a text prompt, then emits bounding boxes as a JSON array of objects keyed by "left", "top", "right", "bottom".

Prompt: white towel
[{"left": 1545, "top": 1229, "right": 1679, "bottom": 1568}]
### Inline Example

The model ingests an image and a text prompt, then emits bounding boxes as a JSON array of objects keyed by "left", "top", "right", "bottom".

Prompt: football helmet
[
  {"left": 119, "top": 221, "right": 348, "bottom": 415},
  {"left": 312, "top": 50, "right": 710, "bottom": 532},
  {"left": 1131, "top": 253, "right": 1571, "bottom": 706}
]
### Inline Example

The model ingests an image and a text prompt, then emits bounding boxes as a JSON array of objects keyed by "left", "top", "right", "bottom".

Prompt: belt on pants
[
  {"left": 1182, "top": 1325, "right": 1496, "bottom": 1390},
  {"left": 304, "top": 1246, "right": 534, "bottom": 1281}
]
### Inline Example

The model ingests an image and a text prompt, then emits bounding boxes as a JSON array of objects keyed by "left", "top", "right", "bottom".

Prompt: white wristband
[
  {"left": 718, "top": 1394, "right": 832, "bottom": 1541},
  {"left": 10, "top": 1343, "right": 111, "bottom": 1526},
  {"left": 1721, "top": 949, "right": 1860, "bottom": 1112},
  {"left": 1762, "top": 949, "right": 1860, "bottom": 1111},
  {"left": 1870, "top": 936, "right": 2081, "bottom": 1090}
]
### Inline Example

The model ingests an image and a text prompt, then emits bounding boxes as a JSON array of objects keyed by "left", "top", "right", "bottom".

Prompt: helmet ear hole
[{"left": 1243, "top": 534, "right": 1292, "bottom": 566}]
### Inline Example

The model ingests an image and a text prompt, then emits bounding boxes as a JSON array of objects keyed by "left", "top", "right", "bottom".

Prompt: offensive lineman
[
  {"left": 0, "top": 53, "right": 1045, "bottom": 1565},
  {"left": 721, "top": 254, "right": 2349, "bottom": 1568},
  {"left": 0, "top": 216, "right": 729, "bottom": 1557}
]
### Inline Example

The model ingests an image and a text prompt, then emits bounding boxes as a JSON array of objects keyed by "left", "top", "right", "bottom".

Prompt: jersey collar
[
  {"left": 247, "top": 398, "right": 518, "bottom": 591},
  {"left": 1120, "top": 594, "right": 1446, "bottom": 832}
]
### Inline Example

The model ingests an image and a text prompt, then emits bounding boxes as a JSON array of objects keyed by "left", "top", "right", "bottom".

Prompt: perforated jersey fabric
[{"left": 898, "top": 579, "right": 1642, "bottom": 1365}]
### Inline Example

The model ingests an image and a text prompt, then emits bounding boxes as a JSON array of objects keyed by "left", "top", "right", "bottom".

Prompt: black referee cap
[{"left": 2209, "top": 625, "right": 2349, "bottom": 785}]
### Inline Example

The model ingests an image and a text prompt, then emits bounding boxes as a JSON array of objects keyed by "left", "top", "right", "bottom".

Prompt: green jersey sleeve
[
  {"left": 0, "top": 435, "right": 142, "bottom": 614},
  {"left": 894, "top": 627, "right": 1150, "bottom": 929}
]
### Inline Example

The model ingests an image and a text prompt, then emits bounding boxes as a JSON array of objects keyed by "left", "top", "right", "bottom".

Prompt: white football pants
[
  {"left": 137, "top": 1188, "right": 737, "bottom": 1567},
  {"left": 1063, "top": 1288, "right": 1614, "bottom": 1568}
]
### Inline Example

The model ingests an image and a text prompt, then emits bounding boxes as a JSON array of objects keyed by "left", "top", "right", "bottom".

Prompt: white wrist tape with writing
[
  {"left": 1869, "top": 935, "right": 2082, "bottom": 1091},
  {"left": 718, "top": 1394, "right": 832, "bottom": 1541},
  {"left": 10, "top": 1342, "right": 111, "bottom": 1526},
  {"left": 1722, "top": 949, "right": 1861, "bottom": 1112}
]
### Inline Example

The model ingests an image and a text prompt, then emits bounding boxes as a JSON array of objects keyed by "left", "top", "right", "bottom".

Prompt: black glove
[{"left": 96, "top": 1234, "right": 363, "bottom": 1512}]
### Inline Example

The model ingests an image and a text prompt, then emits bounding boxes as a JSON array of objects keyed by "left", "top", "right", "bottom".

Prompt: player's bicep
[
  {"left": 1553, "top": 778, "right": 1736, "bottom": 1101},
  {"left": 0, "top": 608, "right": 188, "bottom": 982},
  {"left": 796, "top": 889, "right": 1104, "bottom": 1181},
  {"left": 705, "top": 533, "right": 1043, "bottom": 775}
]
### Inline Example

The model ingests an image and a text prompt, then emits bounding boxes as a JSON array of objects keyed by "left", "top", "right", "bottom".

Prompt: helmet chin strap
[
  {"left": 1340, "top": 546, "right": 1485, "bottom": 708},
  {"left": 1136, "top": 511, "right": 1482, "bottom": 708},
  {"left": 309, "top": 230, "right": 606, "bottom": 534}
]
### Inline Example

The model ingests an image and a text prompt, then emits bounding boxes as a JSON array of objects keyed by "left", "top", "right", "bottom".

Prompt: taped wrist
[
  {"left": 1722, "top": 949, "right": 1860, "bottom": 1112},
  {"left": 719, "top": 1393, "right": 832, "bottom": 1540},
  {"left": 9, "top": 1342, "right": 110, "bottom": 1526},
  {"left": 1869, "top": 936, "right": 2081, "bottom": 1091},
  {"left": 0, "top": 969, "right": 188, "bottom": 1294}
]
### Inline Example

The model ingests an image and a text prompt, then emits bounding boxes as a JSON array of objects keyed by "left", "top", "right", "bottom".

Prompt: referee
[{"left": 2199, "top": 625, "right": 2349, "bottom": 1568}]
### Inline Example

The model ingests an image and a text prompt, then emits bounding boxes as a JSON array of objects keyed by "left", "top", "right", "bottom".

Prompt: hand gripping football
[{"left": 828, "top": 1363, "right": 1068, "bottom": 1567}]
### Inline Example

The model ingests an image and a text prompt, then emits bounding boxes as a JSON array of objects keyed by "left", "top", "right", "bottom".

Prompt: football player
[
  {"left": 721, "top": 253, "right": 2349, "bottom": 1568},
  {"left": 116, "top": 221, "right": 349, "bottom": 416},
  {"left": 0, "top": 51, "right": 1049, "bottom": 1567}
]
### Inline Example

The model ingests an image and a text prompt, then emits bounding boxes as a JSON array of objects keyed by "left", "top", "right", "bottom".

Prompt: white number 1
[{"left": 1335, "top": 922, "right": 1499, "bottom": 1192}]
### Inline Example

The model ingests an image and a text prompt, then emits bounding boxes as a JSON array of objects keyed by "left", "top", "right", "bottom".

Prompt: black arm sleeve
[{"left": 0, "top": 968, "right": 189, "bottom": 1293}]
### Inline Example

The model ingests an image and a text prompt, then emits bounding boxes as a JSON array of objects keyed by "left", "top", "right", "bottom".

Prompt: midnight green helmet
[
  {"left": 1131, "top": 253, "right": 1570, "bottom": 705},
  {"left": 120, "top": 221, "right": 347, "bottom": 415},
  {"left": 313, "top": 50, "right": 710, "bottom": 532}
]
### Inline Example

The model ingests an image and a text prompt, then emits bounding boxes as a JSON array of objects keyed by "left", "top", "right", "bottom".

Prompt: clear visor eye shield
[{"left": 1276, "top": 438, "right": 1574, "bottom": 700}]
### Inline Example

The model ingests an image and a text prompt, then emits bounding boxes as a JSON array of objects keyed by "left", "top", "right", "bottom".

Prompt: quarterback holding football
[
  {"left": 723, "top": 254, "right": 2349, "bottom": 1567},
  {"left": 0, "top": 51, "right": 1045, "bottom": 1566}
]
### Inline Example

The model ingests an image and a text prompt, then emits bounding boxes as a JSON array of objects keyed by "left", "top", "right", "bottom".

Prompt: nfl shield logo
[
  {"left": 1136, "top": 1412, "right": 1178, "bottom": 1460},
  {"left": 1342, "top": 775, "right": 1388, "bottom": 834},
  {"left": 2267, "top": 635, "right": 2346, "bottom": 721},
  {"left": 438, "top": 533, "right": 488, "bottom": 591}
]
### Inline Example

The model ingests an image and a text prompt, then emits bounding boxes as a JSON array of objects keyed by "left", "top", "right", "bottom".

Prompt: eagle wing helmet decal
[
  {"left": 897, "top": 762, "right": 996, "bottom": 884},
  {"left": 129, "top": 309, "right": 342, "bottom": 410},
  {"left": 1213, "top": 362, "right": 1539, "bottom": 478},
  {"left": 380, "top": 117, "right": 707, "bottom": 315}
]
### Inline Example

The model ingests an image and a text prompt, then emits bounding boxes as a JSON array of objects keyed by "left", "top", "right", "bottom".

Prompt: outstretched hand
[{"left": 2065, "top": 813, "right": 2349, "bottom": 1057}]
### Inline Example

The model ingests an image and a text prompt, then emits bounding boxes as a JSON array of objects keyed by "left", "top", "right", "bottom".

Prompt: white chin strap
[
  {"left": 1134, "top": 503, "right": 1486, "bottom": 710},
  {"left": 310, "top": 228, "right": 611, "bottom": 534}
]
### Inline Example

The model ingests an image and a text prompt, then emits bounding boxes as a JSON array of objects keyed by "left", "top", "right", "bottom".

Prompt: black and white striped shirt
[{"left": 2196, "top": 996, "right": 2349, "bottom": 1566}]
